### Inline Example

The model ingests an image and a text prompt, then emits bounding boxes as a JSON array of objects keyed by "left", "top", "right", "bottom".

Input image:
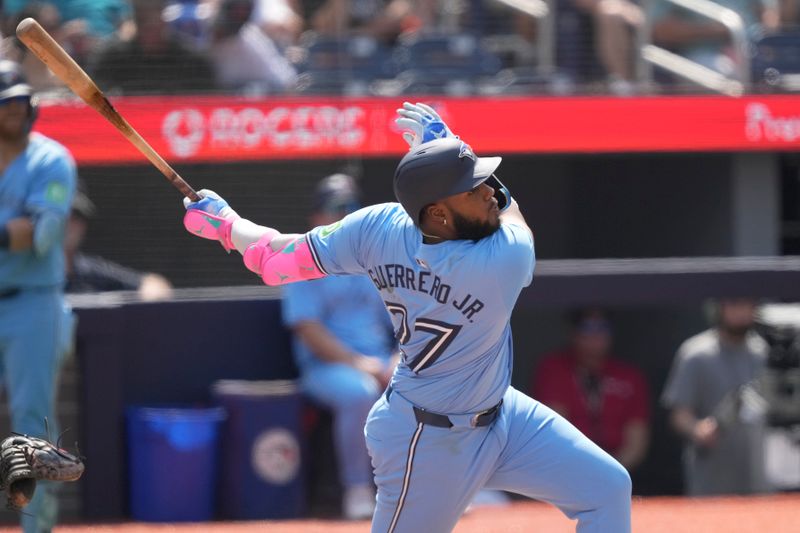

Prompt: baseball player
[
  {"left": 183, "top": 102, "right": 631, "bottom": 532},
  {"left": 0, "top": 60, "right": 76, "bottom": 532}
]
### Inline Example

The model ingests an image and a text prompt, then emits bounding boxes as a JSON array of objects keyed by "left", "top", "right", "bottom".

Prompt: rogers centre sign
[
  {"left": 33, "top": 95, "right": 800, "bottom": 165},
  {"left": 162, "top": 105, "right": 368, "bottom": 157}
]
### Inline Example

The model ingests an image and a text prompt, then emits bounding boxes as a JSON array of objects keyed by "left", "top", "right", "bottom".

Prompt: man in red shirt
[{"left": 532, "top": 309, "right": 651, "bottom": 471}]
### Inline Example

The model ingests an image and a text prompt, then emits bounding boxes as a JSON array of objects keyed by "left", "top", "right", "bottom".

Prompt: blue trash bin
[
  {"left": 126, "top": 406, "right": 226, "bottom": 522},
  {"left": 212, "top": 380, "right": 305, "bottom": 519}
]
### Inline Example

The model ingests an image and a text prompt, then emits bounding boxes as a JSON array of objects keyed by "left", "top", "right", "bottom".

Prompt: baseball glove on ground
[{"left": 0, "top": 434, "right": 84, "bottom": 510}]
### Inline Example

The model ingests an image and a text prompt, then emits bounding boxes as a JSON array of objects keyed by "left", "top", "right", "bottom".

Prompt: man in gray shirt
[{"left": 662, "top": 299, "right": 770, "bottom": 495}]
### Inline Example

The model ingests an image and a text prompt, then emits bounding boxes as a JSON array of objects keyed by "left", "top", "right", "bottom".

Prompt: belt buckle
[{"left": 470, "top": 408, "right": 491, "bottom": 428}]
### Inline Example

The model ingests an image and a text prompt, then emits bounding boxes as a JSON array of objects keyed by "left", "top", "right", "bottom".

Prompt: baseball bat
[{"left": 15, "top": 17, "right": 201, "bottom": 201}]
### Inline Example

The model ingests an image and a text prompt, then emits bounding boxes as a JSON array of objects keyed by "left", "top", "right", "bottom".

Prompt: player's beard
[{"left": 451, "top": 211, "right": 500, "bottom": 241}]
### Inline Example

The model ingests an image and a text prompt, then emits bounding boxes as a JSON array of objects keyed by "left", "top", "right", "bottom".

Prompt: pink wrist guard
[
  {"left": 183, "top": 210, "right": 240, "bottom": 252},
  {"left": 243, "top": 232, "right": 325, "bottom": 286}
]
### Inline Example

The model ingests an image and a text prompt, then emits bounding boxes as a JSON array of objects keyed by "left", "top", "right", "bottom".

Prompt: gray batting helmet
[{"left": 393, "top": 138, "right": 501, "bottom": 224}]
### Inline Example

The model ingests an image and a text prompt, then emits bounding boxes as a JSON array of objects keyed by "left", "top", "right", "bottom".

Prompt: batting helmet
[
  {"left": 393, "top": 138, "right": 502, "bottom": 224},
  {"left": 0, "top": 60, "right": 37, "bottom": 130}
]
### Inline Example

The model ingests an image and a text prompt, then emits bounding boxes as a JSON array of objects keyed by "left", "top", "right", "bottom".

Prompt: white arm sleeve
[{"left": 230, "top": 218, "right": 301, "bottom": 255}]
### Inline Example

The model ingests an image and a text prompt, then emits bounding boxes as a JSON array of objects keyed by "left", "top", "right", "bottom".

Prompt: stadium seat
[
  {"left": 751, "top": 31, "right": 800, "bottom": 93},
  {"left": 392, "top": 33, "right": 503, "bottom": 95},
  {"left": 295, "top": 35, "right": 399, "bottom": 95}
]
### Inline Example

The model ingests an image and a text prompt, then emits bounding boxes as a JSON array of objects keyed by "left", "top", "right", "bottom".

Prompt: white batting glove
[{"left": 395, "top": 102, "right": 457, "bottom": 149}]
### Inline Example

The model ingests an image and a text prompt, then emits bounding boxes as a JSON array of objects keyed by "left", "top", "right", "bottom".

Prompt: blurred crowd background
[{"left": 0, "top": 0, "right": 798, "bottom": 97}]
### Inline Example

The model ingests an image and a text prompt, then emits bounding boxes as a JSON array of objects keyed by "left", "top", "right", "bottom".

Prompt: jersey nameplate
[{"left": 368, "top": 263, "right": 485, "bottom": 322}]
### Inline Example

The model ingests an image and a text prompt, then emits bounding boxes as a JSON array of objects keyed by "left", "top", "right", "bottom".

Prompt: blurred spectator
[
  {"left": 281, "top": 174, "right": 397, "bottom": 520},
  {"left": 162, "top": 0, "right": 214, "bottom": 50},
  {"left": 662, "top": 298, "right": 770, "bottom": 495},
  {"left": 3, "top": 0, "right": 131, "bottom": 39},
  {"left": 64, "top": 185, "right": 172, "bottom": 300},
  {"left": 406, "top": 0, "right": 525, "bottom": 37},
  {"left": 2, "top": 3, "right": 67, "bottom": 91},
  {"left": 0, "top": 59, "right": 76, "bottom": 533},
  {"left": 1, "top": 2, "right": 98, "bottom": 89},
  {"left": 89, "top": 0, "right": 216, "bottom": 94},
  {"left": 557, "top": 0, "right": 644, "bottom": 95},
  {"left": 309, "top": 0, "right": 419, "bottom": 43},
  {"left": 531, "top": 308, "right": 651, "bottom": 472},
  {"left": 208, "top": 0, "right": 297, "bottom": 93},
  {"left": 650, "top": 0, "right": 779, "bottom": 79},
  {"left": 251, "top": 0, "right": 303, "bottom": 47}
]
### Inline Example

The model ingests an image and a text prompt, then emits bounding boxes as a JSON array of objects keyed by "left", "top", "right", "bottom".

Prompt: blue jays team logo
[
  {"left": 458, "top": 142, "right": 476, "bottom": 161},
  {"left": 421, "top": 121, "right": 448, "bottom": 142}
]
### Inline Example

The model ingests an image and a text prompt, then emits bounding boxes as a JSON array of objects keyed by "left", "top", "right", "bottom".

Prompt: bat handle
[{"left": 171, "top": 173, "right": 201, "bottom": 202}]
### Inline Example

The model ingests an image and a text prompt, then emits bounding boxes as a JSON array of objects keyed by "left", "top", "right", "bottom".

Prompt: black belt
[
  {"left": 384, "top": 385, "right": 503, "bottom": 429},
  {"left": 0, "top": 288, "right": 20, "bottom": 299}
]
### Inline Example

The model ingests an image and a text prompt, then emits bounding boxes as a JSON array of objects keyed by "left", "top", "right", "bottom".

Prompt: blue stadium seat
[
  {"left": 296, "top": 35, "right": 399, "bottom": 95},
  {"left": 392, "top": 33, "right": 503, "bottom": 95},
  {"left": 751, "top": 31, "right": 800, "bottom": 93}
]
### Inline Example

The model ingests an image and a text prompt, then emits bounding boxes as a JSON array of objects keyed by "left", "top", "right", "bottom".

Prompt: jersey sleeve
[
  {"left": 281, "top": 280, "right": 326, "bottom": 327},
  {"left": 24, "top": 145, "right": 76, "bottom": 218},
  {"left": 306, "top": 204, "right": 387, "bottom": 276},
  {"left": 487, "top": 221, "right": 535, "bottom": 310}
]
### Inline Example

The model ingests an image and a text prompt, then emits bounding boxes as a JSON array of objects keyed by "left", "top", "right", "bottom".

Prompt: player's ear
[{"left": 426, "top": 203, "right": 447, "bottom": 226}]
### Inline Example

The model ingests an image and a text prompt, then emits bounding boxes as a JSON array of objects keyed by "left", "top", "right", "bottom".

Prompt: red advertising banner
[{"left": 33, "top": 95, "right": 800, "bottom": 165}]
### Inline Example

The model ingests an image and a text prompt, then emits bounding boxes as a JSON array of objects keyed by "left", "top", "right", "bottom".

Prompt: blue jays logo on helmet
[{"left": 458, "top": 141, "right": 476, "bottom": 161}]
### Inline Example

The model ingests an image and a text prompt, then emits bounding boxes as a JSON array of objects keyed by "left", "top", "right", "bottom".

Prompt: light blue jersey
[
  {"left": 282, "top": 274, "right": 396, "bottom": 369},
  {"left": 0, "top": 133, "right": 76, "bottom": 289},
  {"left": 307, "top": 202, "right": 534, "bottom": 414}
]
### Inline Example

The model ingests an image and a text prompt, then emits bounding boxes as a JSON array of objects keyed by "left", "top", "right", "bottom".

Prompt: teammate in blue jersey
[
  {"left": 183, "top": 102, "right": 632, "bottom": 532},
  {"left": 282, "top": 174, "right": 397, "bottom": 519},
  {"left": 0, "top": 60, "right": 76, "bottom": 533}
]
